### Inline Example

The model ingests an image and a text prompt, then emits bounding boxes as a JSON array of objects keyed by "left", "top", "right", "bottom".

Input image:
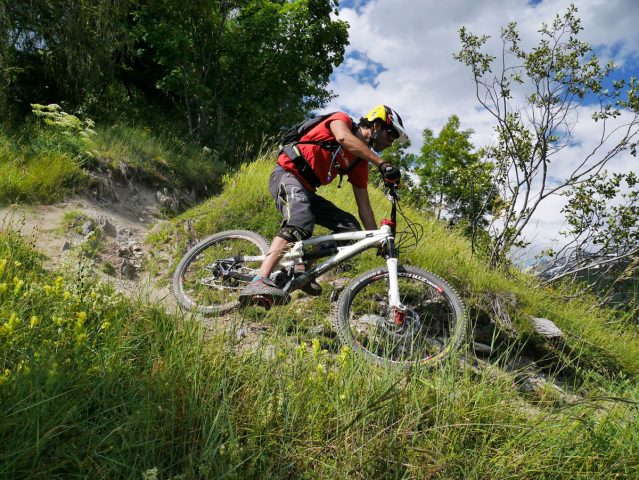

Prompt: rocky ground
[{"left": 0, "top": 169, "right": 177, "bottom": 308}]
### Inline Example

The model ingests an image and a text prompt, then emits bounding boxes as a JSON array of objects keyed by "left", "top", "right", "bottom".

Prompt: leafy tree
[
  {"left": 1, "top": 0, "right": 349, "bottom": 161},
  {"left": 539, "top": 171, "right": 639, "bottom": 313},
  {"left": 132, "top": 0, "right": 348, "bottom": 156},
  {"left": 455, "top": 4, "right": 639, "bottom": 267},
  {"left": 1, "top": 0, "right": 134, "bottom": 115},
  {"left": 415, "top": 115, "right": 495, "bottom": 232}
]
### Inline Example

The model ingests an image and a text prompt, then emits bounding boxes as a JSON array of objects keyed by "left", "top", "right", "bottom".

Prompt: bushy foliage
[
  {"left": 416, "top": 115, "right": 496, "bottom": 230},
  {"left": 1, "top": 0, "right": 348, "bottom": 159}
]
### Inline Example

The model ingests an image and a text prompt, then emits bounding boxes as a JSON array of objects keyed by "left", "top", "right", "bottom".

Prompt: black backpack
[
  {"left": 279, "top": 112, "right": 341, "bottom": 150},
  {"left": 279, "top": 113, "right": 361, "bottom": 188}
]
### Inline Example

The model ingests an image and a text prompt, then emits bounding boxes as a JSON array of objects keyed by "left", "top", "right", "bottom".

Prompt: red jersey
[{"left": 277, "top": 112, "right": 369, "bottom": 191}]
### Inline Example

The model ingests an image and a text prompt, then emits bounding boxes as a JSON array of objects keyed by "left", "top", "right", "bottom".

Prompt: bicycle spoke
[
  {"left": 173, "top": 231, "right": 268, "bottom": 314},
  {"left": 338, "top": 267, "right": 465, "bottom": 366}
]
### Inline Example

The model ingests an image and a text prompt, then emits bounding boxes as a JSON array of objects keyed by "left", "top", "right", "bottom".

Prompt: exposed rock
[
  {"left": 119, "top": 258, "right": 139, "bottom": 279},
  {"left": 156, "top": 188, "right": 178, "bottom": 212},
  {"left": 62, "top": 241, "right": 71, "bottom": 252},
  {"left": 87, "top": 171, "right": 117, "bottom": 202},
  {"left": 127, "top": 179, "right": 138, "bottom": 195},
  {"left": 97, "top": 216, "right": 116, "bottom": 237},
  {"left": 531, "top": 317, "right": 563, "bottom": 339},
  {"left": 156, "top": 187, "right": 196, "bottom": 213},
  {"left": 81, "top": 220, "right": 95, "bottom": 236},
  {"left": 119, "top": 162, "right": 129, "bottom": 178},
  {"left": 116, "top": 226, "right": 135, "bottom": 243}
]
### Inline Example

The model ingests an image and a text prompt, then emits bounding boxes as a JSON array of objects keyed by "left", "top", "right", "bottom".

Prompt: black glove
[{"left": 378, "top": 162, "right": 401, "bottom": 184}]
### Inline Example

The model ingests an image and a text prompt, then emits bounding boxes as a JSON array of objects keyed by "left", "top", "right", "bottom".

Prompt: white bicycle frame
[{"left": 274, "top": 224, "right": 404, "bottom": 309}]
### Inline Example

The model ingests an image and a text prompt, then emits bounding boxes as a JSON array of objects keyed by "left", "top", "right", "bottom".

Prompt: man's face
[{"left": 372, "top": 123, "right": 397, "bottom": 151}]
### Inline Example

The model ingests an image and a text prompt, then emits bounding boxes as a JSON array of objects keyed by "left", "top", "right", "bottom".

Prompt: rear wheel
[
  {"left": 172, "top": 230, "right": 269, "bottom": 315},
  {"left": 334, "top": 265, "right": 466, "bottom": 367}
]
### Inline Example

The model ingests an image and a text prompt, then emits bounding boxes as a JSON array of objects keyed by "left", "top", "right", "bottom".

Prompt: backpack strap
[
  {"left": 335, "top": 157, "right": 363, "bottom": 188},
  {"left": 281, "top": 144, "right": 322, "bottom": 189},
  {"left": 280, "top": 115, "right": 358, "bottom": 189}
]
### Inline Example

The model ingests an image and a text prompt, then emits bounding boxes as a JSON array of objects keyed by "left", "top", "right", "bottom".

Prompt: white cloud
[{"left": 327, "top": 0, "right": 639, "bottom": 252}]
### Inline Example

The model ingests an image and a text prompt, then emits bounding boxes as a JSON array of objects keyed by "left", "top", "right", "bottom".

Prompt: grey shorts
[{"left": 269, "top": 166, "right": 361, "bottom": 235}]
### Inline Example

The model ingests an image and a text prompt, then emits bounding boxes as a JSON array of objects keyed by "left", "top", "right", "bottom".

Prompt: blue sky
[{"left": 325, "top": 0, "right": 639, "bottom": 253}]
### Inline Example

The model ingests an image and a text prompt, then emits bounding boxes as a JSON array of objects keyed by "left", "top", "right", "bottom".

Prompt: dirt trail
[{"left": 0, "top": 177, "right": 177, "bottom": 310}]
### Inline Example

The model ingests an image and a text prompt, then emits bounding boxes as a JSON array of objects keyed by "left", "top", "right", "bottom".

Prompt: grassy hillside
[
  {"left": 2, "top": 157, "right": 639, "bottom": 479},
  {"left": 152, "top": 157, "right": 639, "bottom": 376},
  {"left": 0, "top": 111, "right": 226, "bottom": 206}
]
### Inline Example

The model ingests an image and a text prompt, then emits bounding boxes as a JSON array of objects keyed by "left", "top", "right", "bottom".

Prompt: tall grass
[
  {"left": 0, "top": 118, "right": 227, "bottom": 206},
  {"left": 152, "top": 157, "right": 639, "bottom": 376},
  {"left": 0, "top": 128, "right": 86, "bottom": 204},
  {"left": 3, "top": 157, "right": 639, "bottom": 478},
  {"left": 91, "top": 124, "right": 226, "bottom": 193},
  {"left": 2, "top": 228, "right": 639, "bottom": 478}
]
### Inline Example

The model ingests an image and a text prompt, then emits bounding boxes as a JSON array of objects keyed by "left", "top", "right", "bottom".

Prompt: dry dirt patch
[{"left": 0, "top": 176, "right": 177, "bottom": 308}]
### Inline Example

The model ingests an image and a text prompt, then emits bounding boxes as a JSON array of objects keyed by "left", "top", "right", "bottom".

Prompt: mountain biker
[{"left": 239, "top": 104, "right": 409, "bottom": 304}]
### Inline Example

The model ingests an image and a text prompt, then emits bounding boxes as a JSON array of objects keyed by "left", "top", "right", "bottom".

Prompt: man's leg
[
  {"left": 311, "top": 195, "right": 361, "bottom": 234},
  {"left": 240, "top": 167, "right": 315, "bottom": 303},
  {"left": 256, "top": 236, "right": 288, "bottom": 278}
]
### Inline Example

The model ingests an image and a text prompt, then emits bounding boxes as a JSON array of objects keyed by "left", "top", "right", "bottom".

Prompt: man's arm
[
  {"left": 329, "top": 120, "right": 383, "bottom": 168},
  {"left": 352, "top": 185, "right": 377, "bottom": 230}
]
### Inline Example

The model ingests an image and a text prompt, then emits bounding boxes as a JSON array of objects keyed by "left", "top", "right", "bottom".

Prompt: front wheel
[
  {"left": 334, "top": 265, "right": 466, "bottom": 367},
  {"left": 172, "top": 230, "right": 269, "bottom": 316}
]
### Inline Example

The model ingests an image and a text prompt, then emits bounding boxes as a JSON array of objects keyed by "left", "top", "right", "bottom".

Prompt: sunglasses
[{"left": 385, "top": 128, "right": 398, "bottom": 141}]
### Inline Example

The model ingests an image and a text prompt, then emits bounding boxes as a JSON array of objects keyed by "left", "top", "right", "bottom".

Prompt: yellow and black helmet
[{"left": 362, "top": 105, "right": 409, "bottom": 145}]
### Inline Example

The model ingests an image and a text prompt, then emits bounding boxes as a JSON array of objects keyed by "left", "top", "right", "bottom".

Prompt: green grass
[
  {"left": 151, "top": 157, "right": 639, "bottom": 377},
  {"left": 1, "top": 228, "right": 638, "bottom": 478},
  {"left": 0, "top": 118, "right": 227, "bottom": 207},
  {"left": 0, "top": 130, "right": 86, "bottom": 204},
  {"left": 91, "top": 124, "right": 226, "bottom": 193},
  {"left": 3, "top": 157, "right": 639, "bottom": 478}
]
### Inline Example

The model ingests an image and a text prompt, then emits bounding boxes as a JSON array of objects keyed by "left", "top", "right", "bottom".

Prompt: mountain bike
[{"left": 172, "top": 185, "right": 467, "bottom": 367}]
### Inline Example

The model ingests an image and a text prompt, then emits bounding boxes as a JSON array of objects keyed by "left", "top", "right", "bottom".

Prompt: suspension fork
[{"left": 385, "top": 237, "right": 403, "bottom": 309}]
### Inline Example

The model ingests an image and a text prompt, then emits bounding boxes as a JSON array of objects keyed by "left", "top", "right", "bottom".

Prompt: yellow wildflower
[
  {"left": 339, "top": 393, "right": 347, "bottom": 401},
  {"left": 100, "top": 321, "right": 111, "bottom": 331},
  {"left": 316, "top": 363, "right": 327, "bottom": 375},
  {"left": 30, "top": 316, "right": 39, "bottom": 328},
  {"left": 62, "top": 290, "right": 71, "bottom": 300},
  {"left": 0, "top": 313, "right": 19, "bottom": 337},
  {"left": 337, "top": 345, "right": 351, "bottom": 365},
  {"left": 14, "top": 260, "right": 22, "bottom": 268},
  {"left": 13, "top": 277, "right": 24, "bottom": 295},
  {"left": 0, "top": 283, "right": 7, "bottom": 294},
  {"left": 76, "top": 311, "right": 87, "bottom": 323},
  {"left": 0, "top": 259, "right": 6, "bottom": 276},
  {"left": 0, "top": 369, "right": 11, "bottom": 385},
  {"left": 312, "top": 338, "right": 321, "bottom": 356}
]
